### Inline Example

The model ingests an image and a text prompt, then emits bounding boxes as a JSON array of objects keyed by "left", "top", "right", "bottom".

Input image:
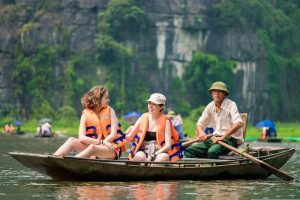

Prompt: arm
[
  {"left": 154, "top": 120, "right": 172, "bottom": 155},
  {"left": 125, "top": 117, "right": 142, "bottom": 141},
  {"left": 196, "top": 105, "right": 211, "bottom": 141},
  {"left": 261, "top": 127, "right": 267, "bottom": 139},
  {"left": 196, "top": 124, "right": 208, "bottom": 141},
  {"left": 103, "top": 108, "right": 118, "bottom": 144},
  {"left": 78, "top": 114, "right": 100, "bottom": 145},
  {"left": 125, "top": 125, "right": 134, "bottom": 134}
]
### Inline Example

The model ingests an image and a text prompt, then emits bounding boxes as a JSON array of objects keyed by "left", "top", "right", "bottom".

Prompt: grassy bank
[
  {"left": 246, "top": 122, "right": 300, "bottom": 138},
  {"left": 183, "top": 118, "right": 300, "bottom": 138},
  {"left": 18, "top": 118, "right": 132, "bottom": 136},
  {"left": 17, "top": 119, "right": 80, "bottom": 136},
  {"left": 15, "top": 118, "right": 300, "bottom": 139}
]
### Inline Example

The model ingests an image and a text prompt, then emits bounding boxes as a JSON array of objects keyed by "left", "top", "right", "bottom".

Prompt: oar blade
[
  {"left": 217, "top": 140, "right": 297, "bottom": 182},
  {"left": 259, "top": 162, "right": 296, "bottom": 182}
]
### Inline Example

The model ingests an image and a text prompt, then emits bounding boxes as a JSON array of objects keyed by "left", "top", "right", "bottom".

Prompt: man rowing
[{"left": 184, "top": 81, "right": 244, "bottom": 159}]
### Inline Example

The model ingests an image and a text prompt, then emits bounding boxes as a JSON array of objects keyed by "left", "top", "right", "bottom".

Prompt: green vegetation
[
  {"left": 2, "top": 0, "right": 300, "bottom": 130},
  {"left": 95, "top": 35, "right": 134, "bottom": 114},
  {"left": 13, "top": 43, "right": 69, "bottom": 119},
  {"left": 20, "top": 23, "right": 34, "bottom": 33},
  {"left": 11, "top": 118, "right": 300, "bottom": 140},
  {"left": 99, "top": 0, "right": 148, "bottom": 42},
  {"left": 182, "top": 115, "right": 300, "bottom": 138},
  {"left": 183, "top": 53, "right": 236, "bottom": 107},
  {"left": 19, "top": 119, "right": 79, "bottom": 136},
  {"left": 246, "top": 123, "right": 300, "bottom": 138},
  {"left": 208, "top": 0, "right": 300, "bottom": 121}
]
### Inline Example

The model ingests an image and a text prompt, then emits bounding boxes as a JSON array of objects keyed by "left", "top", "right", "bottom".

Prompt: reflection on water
[
  {"left": 183, "top": 181, "right": 244, "bottom": 199},
  {"left": 1, "top": 134, "right": 300, "bottom": 199},
  {"left": 55, "top": 182, "right": 179, "bottom": 200}
]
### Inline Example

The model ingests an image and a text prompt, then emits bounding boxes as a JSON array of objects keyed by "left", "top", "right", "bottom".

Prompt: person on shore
[
  {"left": 123, "top": 93, "right": 182, "bottom": 162},
  {"left": 4, "top": 123, "right": 10, "bottom": 134},
  {"left": 53, "top": 86, "right": 126, "bottom": 159},
  {"left": 3, "top": 123, "right": 16, "bottom": 134},
  {"left": 261, "top": 126, "right": 277, "bottom": 139},
  {"left": 184, "top": 81, "right": 244, "bottom": 159}
]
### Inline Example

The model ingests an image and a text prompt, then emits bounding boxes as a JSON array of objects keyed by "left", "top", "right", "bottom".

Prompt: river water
[{"left": 0, "top": 134, "right": 300, "bottom": 200}]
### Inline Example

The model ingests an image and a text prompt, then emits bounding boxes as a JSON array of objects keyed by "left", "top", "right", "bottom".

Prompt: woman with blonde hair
[{"left": 54, "top": 86, "right": 125, "bottom": 159}]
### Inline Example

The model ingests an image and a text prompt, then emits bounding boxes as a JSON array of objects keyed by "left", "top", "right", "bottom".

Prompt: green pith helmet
[{"left": 209, "top": 81, "right": 229, "bottom": 96}]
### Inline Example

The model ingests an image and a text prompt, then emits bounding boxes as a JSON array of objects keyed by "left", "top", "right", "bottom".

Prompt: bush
[{"left": 55, "top": 106, "right": 79, "bottom": 126}]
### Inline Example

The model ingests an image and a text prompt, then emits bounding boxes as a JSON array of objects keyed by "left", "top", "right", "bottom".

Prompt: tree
[
  {"left": 95, "top": 35, "right": 133, "bottom": 114},
  {"left": 183, "top": 53, "right": 235, "bottom": 107},
  {"left": 99, "top": 0, "right": 147, "bottom": 42},
  {"left": 13, "top": 44, "right": 62, "bottom": 118}
]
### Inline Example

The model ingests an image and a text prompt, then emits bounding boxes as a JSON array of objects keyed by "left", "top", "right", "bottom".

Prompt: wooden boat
[
  {"left": 246, "top": 137, "right": 300, "bottom": 143},
  {"left": 9, "top": 146, "right": 295, "bottom": 181}
]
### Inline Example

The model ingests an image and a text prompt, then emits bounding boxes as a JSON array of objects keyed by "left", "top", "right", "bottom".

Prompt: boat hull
[{"left": 9, "top": 149, "right": 295, "bottom": 181}]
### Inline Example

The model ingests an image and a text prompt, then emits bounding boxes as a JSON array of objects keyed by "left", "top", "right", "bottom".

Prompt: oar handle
[
  {"left": 181, "top": 134, "right": 214, "bottom": 148},
  {"left": 181, "top": 138, "right": 201, "bottom": 147},
  {"left": 217, "top": 140, "right": 297, "bottom": 182}
]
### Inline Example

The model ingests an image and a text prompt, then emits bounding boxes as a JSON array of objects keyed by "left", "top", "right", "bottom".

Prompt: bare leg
[
  {"left": 154, "top": 153, "right": 169, "bottom": 162},
  {"left": 132, "top": 151, "right": 147, "bottom": 162},
  {"left": 151, "top": 153, "right": 169, "bottom": 167},
  {"left": 53, "top": 137, "right": 87, "bottom": 157},
  {"left": 75, "top": 144, "right": 116, "bottom": 159}
]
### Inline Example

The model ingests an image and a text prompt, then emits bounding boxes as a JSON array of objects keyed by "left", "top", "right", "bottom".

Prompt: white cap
[{"left": 147, "top": 93, "right": 166, "bottom": 105}]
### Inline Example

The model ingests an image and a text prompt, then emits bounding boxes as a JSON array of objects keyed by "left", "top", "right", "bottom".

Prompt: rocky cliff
[{"left": 0, "top": 0, "right": 268, "bottom": 123}]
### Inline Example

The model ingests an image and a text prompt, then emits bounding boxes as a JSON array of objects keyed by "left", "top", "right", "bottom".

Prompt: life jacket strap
[
  {"left": 86, "top": 126, "right": 97, "bottom": 133},
  {"left": 169, "top": 149, "right": 184, "bottom": 160},
  {"left": 86, "top": 133, "right": 98, "bottom": 139}
]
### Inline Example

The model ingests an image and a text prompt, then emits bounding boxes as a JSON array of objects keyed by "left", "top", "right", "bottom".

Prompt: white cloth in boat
[{"left": 140, "top": 140, "right": 158, "bottom": 157}]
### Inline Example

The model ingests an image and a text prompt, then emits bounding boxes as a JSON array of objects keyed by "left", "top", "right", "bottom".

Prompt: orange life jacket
[
  {"left": 128, "top": 113, "right": 183, "bottom": 162},
  {"left": 83, "top": 107, "right": 126, "bottom": 152}
]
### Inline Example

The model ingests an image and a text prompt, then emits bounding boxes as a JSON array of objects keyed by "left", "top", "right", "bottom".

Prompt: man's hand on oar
[{"left": 211, "top": 135, "right": 225, "bottom": 144}]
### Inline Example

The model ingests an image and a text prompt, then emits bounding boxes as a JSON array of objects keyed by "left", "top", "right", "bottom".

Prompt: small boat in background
[
  {"left": 245, "top": 137, "right": 300, "bottom": 143},
  {"left": 257, "top": 137, "right": 283, "bottom": 143},
  {"left": 35, "top": 118, "right": 53, "bottom": 137}
]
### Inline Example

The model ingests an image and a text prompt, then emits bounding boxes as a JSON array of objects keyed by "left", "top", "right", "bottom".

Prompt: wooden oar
[
  {"left": 181, "top": 138, "right": 201, "bottom": 148},
  {"left": 217, "top": 140, "right": 297, "bottom": 182},
  {"left": 181, "top": 134, "right": 214, "bottom": 148}
]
